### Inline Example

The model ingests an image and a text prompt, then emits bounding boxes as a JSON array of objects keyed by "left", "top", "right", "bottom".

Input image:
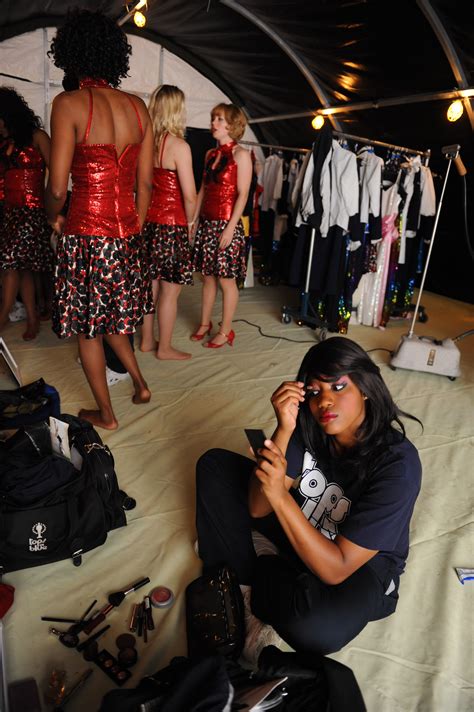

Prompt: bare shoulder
[
  {"left": 172, "top": 136, "right": 192, "bottom": 156},
  {"left": 234, "top": 144, "right": 251, "bottom": 164},
  {"left": 33, "top": 128, "right": 50, "bottom": 142}
]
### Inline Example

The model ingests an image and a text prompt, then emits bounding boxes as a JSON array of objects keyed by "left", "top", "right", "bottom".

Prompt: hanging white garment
[
  {"left": 295, "top": 153, "right": 314, "bottom": 226},
  {"left": 320, "top": 140, "right": 359, "bottom": 237},
  {"left": 358, "top": 148, "right": 384, "bottom": 224},
  {"left": 420, "top": 165, "right": 436, "bottom": 217},
  {"left": 259, "top": 154, "right": 283, "bottom": 212},
  {"left": 398, "top": 155, "right": 421, "bottom": 263}
]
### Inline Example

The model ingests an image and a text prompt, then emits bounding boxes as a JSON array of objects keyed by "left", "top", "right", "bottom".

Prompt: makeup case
[{"left": 0, "top": 415, "right": 129, "bottom": 573}]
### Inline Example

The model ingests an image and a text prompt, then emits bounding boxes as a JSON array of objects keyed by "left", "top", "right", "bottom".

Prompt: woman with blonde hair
[
  {"left": 140, "top": 84, "right": 197, "bottom": 359},
  {"left": 190, "top": 103, "right": 252, "bottom": 348}
]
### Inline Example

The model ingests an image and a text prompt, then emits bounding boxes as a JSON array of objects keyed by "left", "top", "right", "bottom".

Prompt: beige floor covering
[{"left": 2, "top": 281, "right": 473, "bottom": 711}]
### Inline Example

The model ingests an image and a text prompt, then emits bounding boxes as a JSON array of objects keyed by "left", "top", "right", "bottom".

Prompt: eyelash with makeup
[{"left": 305, "top": 382, "right": 347, "bottom": 397}]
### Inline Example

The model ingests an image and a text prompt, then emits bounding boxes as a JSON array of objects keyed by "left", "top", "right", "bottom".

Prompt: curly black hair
[
  {"left": 0, "top": 87, "right": 43, "bottom": 149},
  {"left": 48, "top": 8, "right": 132, "bottom": 88},
  {"left": 296, "top": 337, "right": 422, "bottom": 481}
]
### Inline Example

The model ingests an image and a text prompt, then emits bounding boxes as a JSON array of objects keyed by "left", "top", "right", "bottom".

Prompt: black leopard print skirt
[
  {"left": 192, "top": 219, "right": 247, "bottom": 279},
  {"left": 144, "top": 222, "right": 193, "bottom": 285},
  {"left": 52, "top": 232, "right": 153, "bottom": 339},
  {"left": 0, "top": 206, "right": 53, "bottom": 271}
]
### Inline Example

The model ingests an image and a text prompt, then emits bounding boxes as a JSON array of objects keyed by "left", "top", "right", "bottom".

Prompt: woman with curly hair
[
  {"left": 190, "top": 103, "right": 252, "bottom": 348},
  {"left": 196, "top": 337, "right": 422, "bottom": 662},
  {"left": 46, "top": 9, "right": 154, "bottom": 430},
  {"left": 140, "top": 84, "right": 197, "bottom": 359},
  {"left": 0, "top": 87, "right": 52, "bottom": 340}
]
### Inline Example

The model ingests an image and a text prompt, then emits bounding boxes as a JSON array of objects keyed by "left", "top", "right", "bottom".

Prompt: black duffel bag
[{"left": 0, "top": 414, "right": 130, "bottom": 572}]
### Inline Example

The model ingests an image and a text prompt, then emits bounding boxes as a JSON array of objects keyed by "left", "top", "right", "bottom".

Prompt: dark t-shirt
[{"left": 285, "top": 428, "right": 422, "bottom": 578}]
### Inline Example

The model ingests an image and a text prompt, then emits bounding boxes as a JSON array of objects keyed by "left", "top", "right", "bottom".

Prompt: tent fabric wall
[{"left": 0, "top": 27, "right": 261, "bottom": 149}]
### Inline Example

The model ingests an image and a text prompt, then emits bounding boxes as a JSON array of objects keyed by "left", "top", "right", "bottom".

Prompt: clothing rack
[{"left": 280, "top": 131, "right": 431, "bottom": 338}]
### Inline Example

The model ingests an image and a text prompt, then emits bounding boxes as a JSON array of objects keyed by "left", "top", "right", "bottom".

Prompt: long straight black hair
[{"left": 296, "top": 337, "right": 422, "bottom": 477}]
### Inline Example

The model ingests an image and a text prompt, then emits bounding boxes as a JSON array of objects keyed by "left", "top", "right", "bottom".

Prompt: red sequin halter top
[
  {"left": 146, "top": 133, "right": 187, "bottom": 226},
  {"left": 4, "top": 143, "right": 46, "bottom": 209},
  {"left": 64, "top": 78, "right": 143, "bottom": 238},
  {"left": 201, "top": 141, "right": 238, "bottom": 221}
]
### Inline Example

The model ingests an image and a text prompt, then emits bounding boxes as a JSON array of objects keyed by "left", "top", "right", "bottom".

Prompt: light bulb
[
  {"left": 311, "top": 115, "right": 325, "bottom": 130},
  {"left": 134, "top": 10, "right": 146, "bottom": 27},
  {"left": 447, "top": 100, "right": 463, "bottom": 122}
]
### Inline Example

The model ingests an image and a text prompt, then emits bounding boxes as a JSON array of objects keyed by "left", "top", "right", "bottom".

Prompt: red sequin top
[
  {"left": 4, "top": 144, "right": 45, "bottom": 209},
  {"left": 201, "top": 141, "right": 238, "bottom": 221},
  {"left": 146, "top": 133, "right": 187, "bottom": 226},
  {"left": 0, "top": 138, "right": 10, "bottom": 203},
  {"left": 64, "top": 80, "right": 143, "bottom": 238}
]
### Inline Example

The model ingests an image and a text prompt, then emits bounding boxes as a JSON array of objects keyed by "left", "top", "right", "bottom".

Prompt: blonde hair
[
  {"left": 211, "top": 103, "right": 247, "bottom": 141},
  {"left": 148, "top": 84, "right": 186, "bottom": 153}
]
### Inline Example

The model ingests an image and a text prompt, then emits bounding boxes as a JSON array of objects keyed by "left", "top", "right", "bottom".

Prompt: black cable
[
  {"left": 366, "top": 348, "right": 393, "bottom": 354},
  {"left": 461, "top": 175, "right": 474, "bottom": 262},
  {"left": 233, "top": 319, "right": 319, "bottom": 343}
]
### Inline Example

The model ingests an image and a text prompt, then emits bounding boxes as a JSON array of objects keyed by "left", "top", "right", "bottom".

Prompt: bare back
[{"left": 71, "top": 88, "right": 146, "bottom": 153}]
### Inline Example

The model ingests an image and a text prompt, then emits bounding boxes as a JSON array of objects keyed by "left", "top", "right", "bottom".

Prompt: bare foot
[
  {"left": 132, "top": 385, "right": 151, "bottom": 404},
  {"left": 156, "top": 347, "right": 192, "bottom": 360},
  {"left": 78, "top": 408, "right": 118, "bottom": 430},
  {"left": 22, "top": 321, "right": 40, "bottom": 341},
  {"left": 139, "top": 340, "right": 158, "bottom": 353}
]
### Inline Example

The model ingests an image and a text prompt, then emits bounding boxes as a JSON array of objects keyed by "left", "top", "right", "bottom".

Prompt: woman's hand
[
  {"left": 254, "top": 439, "right": 289, "bottom": 509},
  {"left": 271, "top": 381, "right": 306, "bottom": 434},
  {"left": 218, "top": 224, "right": 235, "bottom": 251}
]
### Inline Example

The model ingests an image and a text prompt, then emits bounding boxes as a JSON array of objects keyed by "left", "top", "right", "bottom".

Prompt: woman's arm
[
  {"left": 255, "top": 440, "right": 378, "bottom": 584},
  {"left": 248, "top": 380, "right": 306, "bottom": 517},
  {"left": 218, "top": 146, "right": 252, "bottom": 250},
  {"left": 135, "top": 102, "right": 153, "bottom": 230},
  {"left": 175, "top": 140, "right": 197, "bottom": 225},
  {"left": 33, "top": 129, "right": 51, "bottom": 168},
  {"left": 45, "top": 93, "right": 76, "bottom": 227}
]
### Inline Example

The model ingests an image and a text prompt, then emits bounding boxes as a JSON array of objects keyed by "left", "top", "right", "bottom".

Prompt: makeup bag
[
  {"left": 185, "top": 565, "right": 245, "bottom": 659},
  {"left": 0, "top": 415, "right": 129, "bottom": 572}
]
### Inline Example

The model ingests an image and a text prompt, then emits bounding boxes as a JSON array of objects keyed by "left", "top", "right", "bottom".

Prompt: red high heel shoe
[
  {"left": 190, "top": 321, "right": 213, "bottom": 342},
  {"left": 203, "top": 329, "right": 235, "bottom": 349}
]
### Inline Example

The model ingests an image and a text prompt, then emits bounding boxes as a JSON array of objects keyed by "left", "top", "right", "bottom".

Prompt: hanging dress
[
  {"left": 354, "top": 175, "right": 401, "bottom": 328},
  {"left": 192, "top": 140, "right": 246, "bottom": 279},
  {"left": 0, "top": 142, "right": 52, "bottom": 272},
  {"left": 144, "top": 132, "right": 193, "bottom": 285},
  {"left": 52, "top": 78, "right": 152, "bottom": 339}
]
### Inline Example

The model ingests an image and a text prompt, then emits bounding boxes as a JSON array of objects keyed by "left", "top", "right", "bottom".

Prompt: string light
[
  {"left": 133, "top": 10, "right": 146, "bottom": 27},
  {"left": 447, "top": 99, "right": 463, "bottom": 122},
  {"left": 312, "top": 115, "right": 325, "bottom": 130}
]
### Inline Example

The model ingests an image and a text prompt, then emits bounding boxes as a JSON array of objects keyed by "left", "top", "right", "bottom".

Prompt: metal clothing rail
[
  {"left": 332, "top": 131, "right": 431, "bottom": 160},
  {"left": 240, "top": 133, "right": 430, "bottom": 161},
  {"left": 239, "top": 139, "right": 309, "bottom": 154}
]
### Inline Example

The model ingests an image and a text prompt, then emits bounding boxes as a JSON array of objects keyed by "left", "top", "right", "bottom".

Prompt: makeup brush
[{"left": 108, "top": 577, "right": 150, "bottom": 607}]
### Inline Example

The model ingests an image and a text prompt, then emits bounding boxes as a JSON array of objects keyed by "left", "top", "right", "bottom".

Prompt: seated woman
[{"left": 196, "top": 337, "right": 422, "bottom": 662}]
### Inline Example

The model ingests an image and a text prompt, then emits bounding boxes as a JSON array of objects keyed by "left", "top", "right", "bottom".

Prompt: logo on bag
[{"left": 29, "top": 522, "right": 48, "bottom": 552}]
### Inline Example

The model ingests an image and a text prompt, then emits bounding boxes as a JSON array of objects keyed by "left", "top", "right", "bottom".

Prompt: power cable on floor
[{"left": 233, "top": 319, "right": 318, "bottom": 344}]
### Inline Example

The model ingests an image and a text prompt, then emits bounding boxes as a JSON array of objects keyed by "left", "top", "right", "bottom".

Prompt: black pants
[
  {"left": 103, "top": 334, "right": 134, "bottom": 374},
  {"left": 196, "top": 448, "right": 398, "bottom": 655}
]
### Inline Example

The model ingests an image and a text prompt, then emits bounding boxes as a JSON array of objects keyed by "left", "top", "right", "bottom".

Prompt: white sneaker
[
  {"left": 241, "top": 586, "right": 283, "bottom": 667},
  {"left": 106, "top": 366, "right": 130, "bottom": 387},
  {"left": 9, "top": 301, "right": 27, "bottom": 322}
]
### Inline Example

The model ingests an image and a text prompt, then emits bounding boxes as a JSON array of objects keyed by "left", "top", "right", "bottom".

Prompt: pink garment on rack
[{"left": 354, "top": 178, "right": 400, "bottom": 328}]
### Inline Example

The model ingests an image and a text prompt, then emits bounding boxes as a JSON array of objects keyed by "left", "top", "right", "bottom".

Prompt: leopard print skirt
[
  {"left": 52, "top": 232, "right": 153, "bottom": 339},
  {"left": 192, "top": 219, "right": 247, "bottom": 279},
  {"left": 0, "top": 206, "right": 53, "bottom": 271},
  {"left": 144, "top": 222, "right": 193, "bottom": 285}
]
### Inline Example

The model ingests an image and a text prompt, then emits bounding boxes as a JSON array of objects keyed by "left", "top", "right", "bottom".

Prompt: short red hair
[{"left": 211, "top": 103, "right": 247, "bottom": 140}]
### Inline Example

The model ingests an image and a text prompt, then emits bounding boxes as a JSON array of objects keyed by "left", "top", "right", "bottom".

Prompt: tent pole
[{"left": 219, "top": 0, "right": 342, "bottom": 132}]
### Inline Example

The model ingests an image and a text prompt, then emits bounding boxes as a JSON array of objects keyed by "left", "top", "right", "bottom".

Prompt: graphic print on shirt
[{"left": 298, "top": 451, "right": 351, "bottom": 540}]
